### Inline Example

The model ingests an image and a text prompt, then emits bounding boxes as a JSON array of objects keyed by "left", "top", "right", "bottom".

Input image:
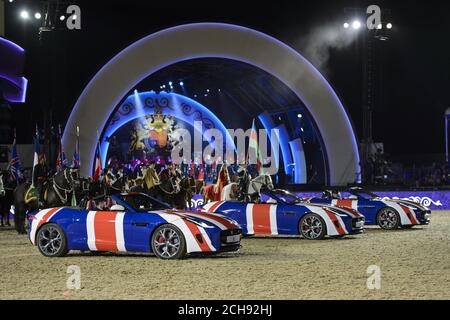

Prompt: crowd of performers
[{"left": 1, "top": 153, "right": 273, "bottom": 234}]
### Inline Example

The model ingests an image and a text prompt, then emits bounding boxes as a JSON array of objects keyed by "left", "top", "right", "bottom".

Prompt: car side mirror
[{"left": 110, "top": 204, "right": 126, "bottom": 211}]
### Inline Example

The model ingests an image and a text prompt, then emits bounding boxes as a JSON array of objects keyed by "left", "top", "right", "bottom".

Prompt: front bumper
[{"left": 418, "top": 210, "right": 432, "bottom": 225}]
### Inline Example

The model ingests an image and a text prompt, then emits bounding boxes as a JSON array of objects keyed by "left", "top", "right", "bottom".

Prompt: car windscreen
[
  {"left": 118, "top": 194, "right": 171, "bottom": 212},
  {"left": 266, "top": 190, "right": 302, "bottom": 205},
  {"left": 350, "top": 189, "right": 379, "bottom": 199}
]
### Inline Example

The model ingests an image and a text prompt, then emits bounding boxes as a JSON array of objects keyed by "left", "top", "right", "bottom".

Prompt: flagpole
[
  {"left": 31, "top": 125, "right": 39, "bottom": 187},
  {"left": 77, "top": 125, "right": 80, "bottom": 168},
  {"left": 6, "top": 128, "right": 16, "bottom": 173}
]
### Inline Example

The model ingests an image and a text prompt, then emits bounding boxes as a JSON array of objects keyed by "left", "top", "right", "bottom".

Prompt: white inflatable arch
[{"left": 63, "top": 23, "right": 360, "bottom": 186}]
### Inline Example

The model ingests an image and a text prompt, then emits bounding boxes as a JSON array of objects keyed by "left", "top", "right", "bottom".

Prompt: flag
[
  {"left": 62, "top": 150, "right": 67, "bottom": 168},
  {"left": 248, "top": 119, "right": 263, "bottom": 175},
  {"left": 31, "top": 128, "right": 40, "bottom": 187},
  {"left": 93, "top": 144, "right": 102, "bottom": 182},
  {"left": 8, "top": 131, "right": 23, "bottom": 181},
  {"left": 71, "top": 126, "right": 80, "bottom": 168},
  {"left": 55, "top": 125, "right": 65, "bottom": 172}
]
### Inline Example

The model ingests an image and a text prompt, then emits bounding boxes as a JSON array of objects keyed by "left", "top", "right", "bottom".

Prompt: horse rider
[
  {"left": 143, "top": 165, "right": 160, "bottom": 198},
  {"left": 236, "top": 166, "right": 251, "bottom": 201},
  {"left": 33, "top": 154, "right": 49, "bottom": 206}
]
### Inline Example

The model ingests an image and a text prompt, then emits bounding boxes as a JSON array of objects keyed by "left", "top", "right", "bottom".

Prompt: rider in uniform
[{"left": 33, "top": 154, "right": 49, "bottom": 206}]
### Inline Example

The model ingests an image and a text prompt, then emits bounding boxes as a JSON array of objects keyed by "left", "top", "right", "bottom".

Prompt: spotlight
[
  {"left": 386, "top": 23, "right": 393, "bottom": 29},
  {"left": 34, "top": 12, "right": 41, "bottom": 19},
  {"left": 72, "top": 14, "right": 77, "bottom": 20},
  {"left": 20, "top": 10, "right": 29, "bottom": 20},
  {"left": 168, "top": 81, "right": 173, "bottom": 86},
  {"left": 59, "top": 15, "right": 65, "bottom": 21},
  {"left": 343, "top": 22, "right": 349, "bottom": 29},
  {"left": 218, "top": 89, "right": 221, "bottom": 92},
  {"left": 8, "top": 0, "right": 14, "bottom": 3},
  {"left": 297, "top": 113, "right": 302, "bottom": 118},
  {"left": 179, "top": 81, "right": 184, "bottom": 86},
  {"left": 301, "top": 127, "right": 304, "bottom": 132},
  {"left": 376, "top": 23, "right": 382, "bottom": 30},
  {"left": 206, "top": 89, "right": 210, "bottom": 93},
  {"left": 352, "top": 20, "right": 361, "bottom": 29}
]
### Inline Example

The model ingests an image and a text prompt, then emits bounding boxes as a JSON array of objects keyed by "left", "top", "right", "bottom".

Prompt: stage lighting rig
[
  {"left": 343, "top": 6, "right": 393, "bottom": 184},
  {"left": 9, "top": 0, "right": 81, "bottom": 38}
]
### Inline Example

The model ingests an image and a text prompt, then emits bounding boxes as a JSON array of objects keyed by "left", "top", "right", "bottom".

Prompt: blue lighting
[
  {"left": 100, "top": 91, "right": 236, "bottom": 167},
  {"left": 179, "top": 81, "right": 184, "bottom": 86}
]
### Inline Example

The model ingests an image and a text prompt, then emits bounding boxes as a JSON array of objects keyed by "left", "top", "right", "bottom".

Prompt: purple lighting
[{"left": 0, "top": 37, "right": 28, "bottom": 103}]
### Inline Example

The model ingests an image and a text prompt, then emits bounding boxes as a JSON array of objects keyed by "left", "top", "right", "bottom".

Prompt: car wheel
[
  {"left": 36, "top": 223, "right": 68, "bottom": 257},
  {"left": 377, "top": 207, "right": 400, "bottom": 230},
  {"left": 151, "top": 224, "right": 187, "bottom": 259},
  {"left": 299, "top": 213, "right": 327, "bottom": 240}
]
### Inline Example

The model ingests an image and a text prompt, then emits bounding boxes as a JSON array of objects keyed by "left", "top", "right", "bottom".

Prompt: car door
[
  {"left": 276, "top": 203, "right": 302, "bottom": 234},
  {"left": 85, "top": 209, "right": 128, "bottom": 252},
  {"left": 245, "top": 203, "right": 278, "bottom": 235},
  {"left": 125, "top": 211, "right": 157, "bottom": 252}
]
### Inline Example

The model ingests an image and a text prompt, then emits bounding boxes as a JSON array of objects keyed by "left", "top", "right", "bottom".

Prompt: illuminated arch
[
  {"left": 101, "top": 91, "right": 235, "bottom": 166},
  {"left": 63, "top": 23, "right": 360, "bottom": 186}
]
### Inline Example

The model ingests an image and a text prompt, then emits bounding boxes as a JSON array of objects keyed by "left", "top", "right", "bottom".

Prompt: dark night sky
[{"left": 4, "top": 0, "right": 450, "bottom": 161}]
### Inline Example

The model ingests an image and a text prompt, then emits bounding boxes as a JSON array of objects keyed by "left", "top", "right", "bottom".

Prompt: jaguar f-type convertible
[
  {"left": 28, "top": 192, "right": 242, "bottom": 259},
  {"left": 306, "top": 187, "right": 431, "bottom": 230},
  {"left": 200, "top": 189, "right": 365, "bottom": 240}
]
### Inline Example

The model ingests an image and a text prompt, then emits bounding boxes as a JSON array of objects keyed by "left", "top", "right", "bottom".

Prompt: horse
[
  {"left": 44, "top": 167, "right": 82, "bottom": 207},
  {"left": 220, "top": 167, "right": 250, "bottom": 201},
  {"left": 220, "top": 182, "right": 240, "bottom": 201},
  {"left": 141, "top": 167, "right": 179, "bottom": 206},
  {"left": 170, "top": 176, "right": 196, "bottom": 209},
  {"left": 203, "top": 165, "right": 230, "bottom": 203},
  {"left": 194, "top": 179, "right": 204, "bottom": 195},
  {"left": 104, "top": 168, "right": 127, "bottom": 194},
  {"left": 13, "top": 167, "right": 81, "bottom": 234},
  {"left": 247, "top": 174, "right": 274, "bottom": 201}
]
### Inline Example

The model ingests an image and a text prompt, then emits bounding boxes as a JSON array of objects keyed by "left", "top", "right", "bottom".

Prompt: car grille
[
  {"left": 352, "top": 217, "right": 365, "bottom": 229},
  {"left": 220, "top": 229, "right": 242, "bottom": 245}
]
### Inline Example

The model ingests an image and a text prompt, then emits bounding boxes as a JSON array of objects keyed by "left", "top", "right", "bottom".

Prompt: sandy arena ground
[{"left": 1, "top": 211, "right": 449, "bottom": 300}]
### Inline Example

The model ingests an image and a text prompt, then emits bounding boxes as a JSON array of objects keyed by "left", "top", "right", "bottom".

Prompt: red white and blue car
[
  {"left": 28, "top": 193, "right": 242, "bottom": 259},
  {"left": 199, "top": 189, "right": 365, "bottom": 240},
  {"left": 306, "top": 187, "right": 432, "bottom": 230}
]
